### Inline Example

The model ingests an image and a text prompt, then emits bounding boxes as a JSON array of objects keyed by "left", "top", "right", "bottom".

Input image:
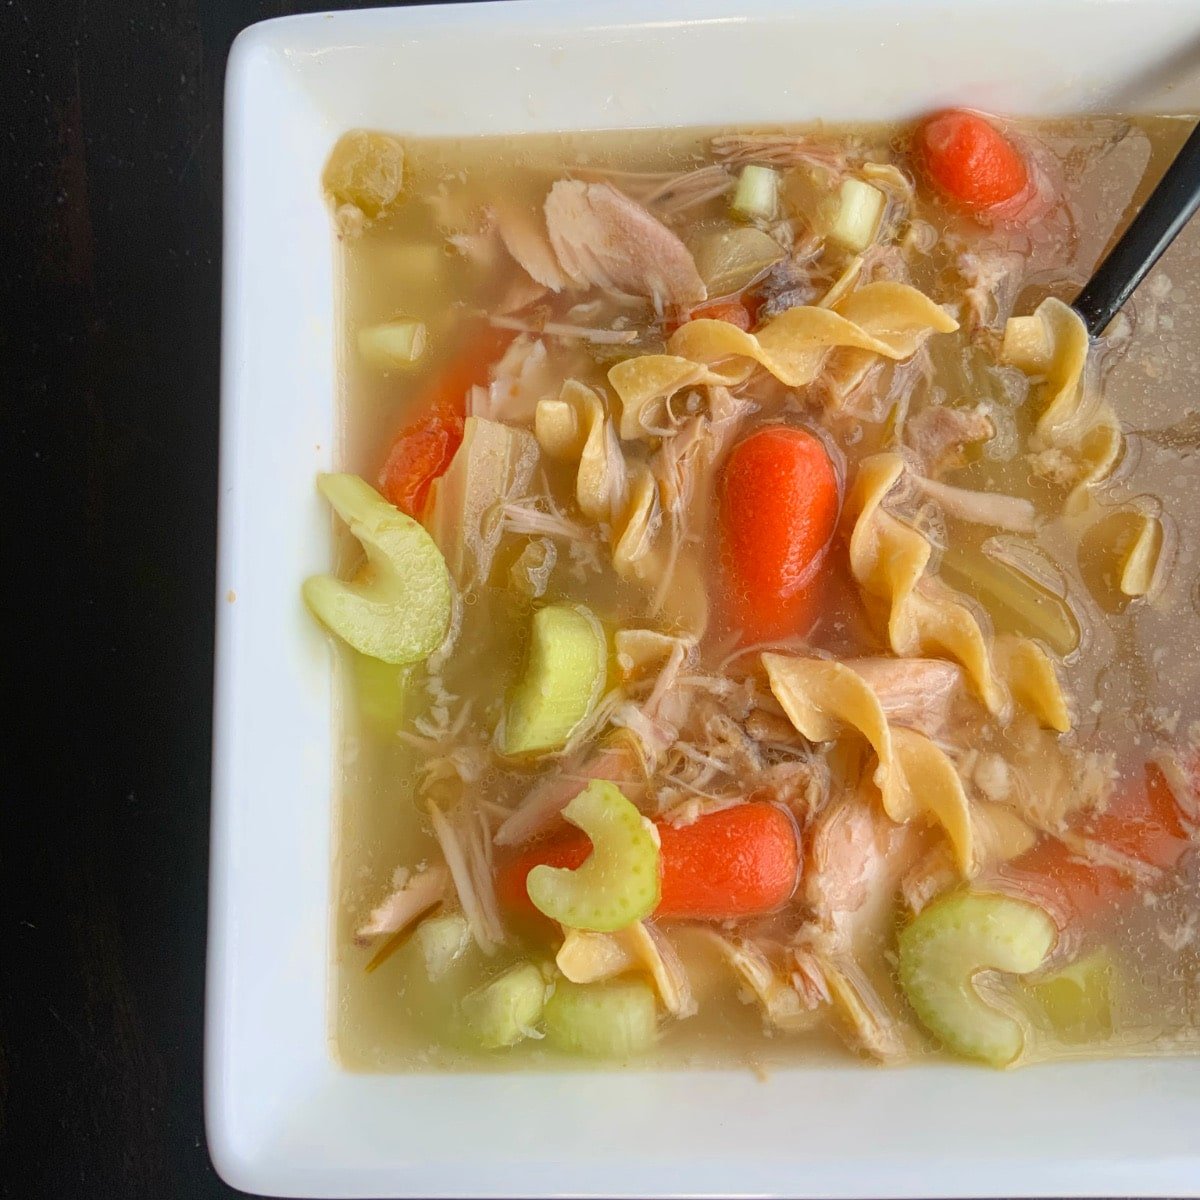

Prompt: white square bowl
[{"left": 210, "top": 2, "right": 1200, "bottom": 1195}]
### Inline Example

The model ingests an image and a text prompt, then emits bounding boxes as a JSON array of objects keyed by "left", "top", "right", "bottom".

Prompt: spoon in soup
[{"left": 1073, "top": 118, "right": 1200, "bottom": 336}]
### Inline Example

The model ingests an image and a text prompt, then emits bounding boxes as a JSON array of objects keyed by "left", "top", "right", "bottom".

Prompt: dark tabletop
[{"left": 1, "top": 2, "right": 474, "bottom": 1197}]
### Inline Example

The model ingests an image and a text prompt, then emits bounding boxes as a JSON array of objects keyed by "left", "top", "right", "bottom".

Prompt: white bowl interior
[{"left": 210, "top": 2, "right": 1200, "bottom": 1195}]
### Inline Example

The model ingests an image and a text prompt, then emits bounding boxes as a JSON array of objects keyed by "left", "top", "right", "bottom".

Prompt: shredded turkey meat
[{"left": 543, "top": 180, "right": 707, "bottom": 310}]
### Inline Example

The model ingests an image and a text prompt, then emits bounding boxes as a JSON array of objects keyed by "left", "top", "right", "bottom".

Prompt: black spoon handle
[{"left": 1074, "top": 119, "right": 1200, "bottom": 338}]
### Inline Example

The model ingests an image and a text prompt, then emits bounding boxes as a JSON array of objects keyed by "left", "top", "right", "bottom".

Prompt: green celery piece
[
  {"left": 1026, "top": 950, "right": 1117, "bottom": 1043},
  {"left": 303, "top": 473, "right": 452, "bottom": 665},
  {"left": 461, "top": 962, "right": 548, "bottom": 1049},
  {"left": 898, "top": 892, "right": 1056, "bottom": 1067},
  {"left": 526, "top": 780, "right": 661, "bottom": 933},
  {"left": 544, "top": 978, "right": 658, "bottom": 1057},
  {"left": 350, "top": 651, "right": 411, "bottom": 728},
  {"left": 499, "top": 603, "right": 607, "bottom": 757},
  {"left": 940, "top": 542, "right": 1079, "bottom": 656}
]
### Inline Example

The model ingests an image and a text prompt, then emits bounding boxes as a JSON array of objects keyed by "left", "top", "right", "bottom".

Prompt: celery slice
[
  {"left": 1026, "top": 950, "right": 1116, "bottom": 1043},
  {"left": 499, "top": 604, "right": 607, "bottom": 757},
  {"left": 461, "top": 962, "right": 548, "bottom": 1049},
  {"left": 898, "top": 892, "right": 1056, "bottom": 1066},
  {"left": 526, "top": 780, "right": 661, "bottom": 932},
  {"left": 829, "top": 178, "right": 886, "bottom": 251},
  {"left": 303, "top": 473, "right": 452, "bottom": 665},
  {"left": 544, "top": 978, "right": 658, "bottom": 1057},
  {"left": 731, "top": 165, "right": 779, "bottom": 222},
  {"left": 940, "top": 541, "right": 1080, "bottom": 656},
  {"left": 350, "top": 651, "right": 410, "bottom": 729},
  {"left": 357, "top": 320, "right": 427, "bottom": 369}
]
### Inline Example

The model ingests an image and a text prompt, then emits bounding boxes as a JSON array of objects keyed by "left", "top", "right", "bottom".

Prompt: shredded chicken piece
[
  {"left": 469, "top": 336, "right": 568, "bottom": 424},
  {"left": 700, "top": 931, "right": 817, "bottom": 1031},
  {"left": 501, "top": 496, "right": 594, "bottom": 543},
  {"left": 955, "top": 247, "right": 1026, "bottom": 332},
  {"left": 818, "top": 953, "right": 911, "bottom": 1062},
  {"left": 488, "top": 314, "right": 638, "bottom": 345},
  {"left": 806, "top": 790, "right": 922, "bottom": 952},
  {"left": 493, "top": 744, "right": 641, "bottom": 847},
  {"left": 711, "top": 133, "right": 848, "bottom": 172},
  {"left": 544, "top": 180, "right": 707, "bottom": 310},
  {"left": 900, "top": 845, "right": 958, "bottom": 915},
  {"left": 354, "top": 865, "right": 449, "bottom": 945},
  {"left": 490, "top": 202, "right": 567, "bottom": 291},
  {"left": 910, "top": 473, "right": 1037, "bottom": 533},
  {"left": 904, "top": 403, "right": 995, "bottom": 476},
  {"left": 572, "top": 164, "right": 734, "bottom": 219},
  {"left": 844, "top": 657, "right": 972, "bottom": 742},
  {"left": 429, "top": 803, "right": 506, "bottom": 954}
]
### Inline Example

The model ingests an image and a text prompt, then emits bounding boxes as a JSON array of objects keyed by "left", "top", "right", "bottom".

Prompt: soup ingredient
[
  {"left": 416, "top": 911, "right": 473, "bottom": 981},
  {"left": 461, "top": 962, "right": 548, "bottom": 1049},
  {"left": 1007, "top": 764, "right": 1192, "bottom": 925},
  {"left": 731, "top": 165, "right": 780, "bottom": 222},
  {"left": 379, "top": 403, "right": 464, "bottom": 518},
  {"left": 829, "top": 178, "right": 886, "bottom": 251},
  {"left": 939, "top": 542, "right": 1080, "bottom": 656},
  {"left": 544, "top": 180, "right": 707, "bottom": 308},
  {"left": 498, "top": 604, "right": 608, "bottom": 757},
  {"left": 1026, "top": 950, "right": 1116, "bottom": 1042},
  {"left": 350, "top": 652, "right": 410, "bottom": 729},
  {"left": 693, "top": 226, "right": 785, "bottom": 298},
  {"left": 543, "top": 978, "right": 659, "bottom": 1056},
  {"left": 323, "top": 129, "right": 404, "bottom": 217},
  {"left": 501, "top": 801, "right": 799, "bottom": 922},
  {"left": 916, "top": 109, "right": 1028, "bottom": 212},
  {"left": 718, "top": 426, "right": 840, "bottom": 642},
  {"left": 426, "top": 416, "right": 540, "bottom": 589},
  {"left": 378, "top": 324, "right": 513, "bottom": 516},
  {"left": 357, "top": 319, "right": 428, "bottom": 369},
  {"left": 355, "top": 865, "right": 449, "bottom": 944},
  {"left": 525, "top": 781, "right": 661, "bottom": 932},
  {"left": 685, "top": 299, "right": 755, "bottom": 330},
  {"left": 303, "top": 473, "right": 452, "bottom": 664},
  {"left": 898, "top": 891, "right": 1056, "bottom": 1066}
]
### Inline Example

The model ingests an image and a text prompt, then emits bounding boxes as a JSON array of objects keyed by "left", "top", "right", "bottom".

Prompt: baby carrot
[
  {"left": 1004, "top": 761, "right": 1193, "bottom": 926},
  {"left": 378, "top": 323, "right": 513, "bottom": 518},
  {"left": 717, "top": 425, "right": 840, "bottom": 644},
  {"left": 916, "top": 109, "right": 1029, "bottom": 213},
  {"left": 497, "top": 801, "right": 800, "bottom": 922}
]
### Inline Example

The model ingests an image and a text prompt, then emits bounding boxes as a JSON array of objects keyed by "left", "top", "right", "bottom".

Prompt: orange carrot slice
[
  {"left": 717, "top": 425, "right": 840, "bottom": 644},
  {"left": 497, "top": 801, "right": 800, "bottom": 922},
  {"left": 917, "top": 109, "right": 1029, "bottom": 212}
]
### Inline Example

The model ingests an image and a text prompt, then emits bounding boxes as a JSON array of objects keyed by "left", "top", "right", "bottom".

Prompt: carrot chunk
[
  {"left": 497, "top": 801, "right": 800, "bottom": 922},
  {"left": 917, "top": 109, "right": 1029, "bottom": 212},
  {"left": 377, "top": 324, "right": 513, "bottom": 518},
  {"left": 717, "top": 426, "right": 840, "bottom": 644}
]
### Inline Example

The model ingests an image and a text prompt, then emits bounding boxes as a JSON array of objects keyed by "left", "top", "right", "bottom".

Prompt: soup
[{"left": 309, "top": 113, "right": 1200, "bottom": 1071}]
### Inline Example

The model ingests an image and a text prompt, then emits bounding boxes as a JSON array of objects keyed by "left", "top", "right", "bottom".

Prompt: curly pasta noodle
[
  {"left": 535, "top": 380, "right": 661, "bottom": 578},
  {"left": 845, "top": 453, "right": 1070, "bottom": 731},
  {"left": 763, "top": 654, "right": 975, "bottom": 874},
  {"left": 1001, "top": 297, "right": 1122, "bottom": 515},
  {"left": 607, "top": 281, "right": 957, "bottom": 437}
]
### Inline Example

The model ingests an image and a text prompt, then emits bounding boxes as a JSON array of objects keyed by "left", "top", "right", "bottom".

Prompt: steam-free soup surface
[{"left": 313, "top": 116, "right": 1200, "bottom": 1072}]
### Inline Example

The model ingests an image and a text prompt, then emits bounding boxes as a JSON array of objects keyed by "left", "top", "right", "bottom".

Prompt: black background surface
[{"left": 1, "top": 2, "right": 468, "bottom": 1197}]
